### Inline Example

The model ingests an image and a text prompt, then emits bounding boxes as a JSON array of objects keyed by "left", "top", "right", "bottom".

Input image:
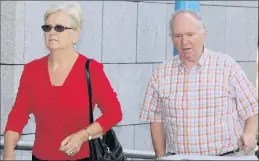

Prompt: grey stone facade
[{"left": 1, "top": 1, "right": 258, "bottom": 159}]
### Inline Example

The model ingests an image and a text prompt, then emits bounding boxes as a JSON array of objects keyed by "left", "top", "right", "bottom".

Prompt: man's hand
[
  {"left": 59, "top": 129, "right": 88, "bottom": 156},
  {"left": 238, "top": 134, "right": 257, "bottom": 155}
]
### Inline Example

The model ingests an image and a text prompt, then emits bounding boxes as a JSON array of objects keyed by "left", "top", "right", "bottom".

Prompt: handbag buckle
[{"left": 106, "top": 147, "right": 111, "bottom": 154}]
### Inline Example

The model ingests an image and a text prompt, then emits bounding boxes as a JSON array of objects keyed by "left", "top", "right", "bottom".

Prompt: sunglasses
[{"left": 41, "top": 24, "right": 73, "bottom": 32}]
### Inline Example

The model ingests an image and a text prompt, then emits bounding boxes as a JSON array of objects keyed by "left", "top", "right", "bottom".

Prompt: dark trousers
[{"left": 32, "top": 155, "right": 91, "bottom": 161}]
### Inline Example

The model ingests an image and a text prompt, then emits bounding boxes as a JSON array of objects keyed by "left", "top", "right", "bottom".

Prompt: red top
[{"left": 5, "top": 53, "right": 123, "bottom": 160}]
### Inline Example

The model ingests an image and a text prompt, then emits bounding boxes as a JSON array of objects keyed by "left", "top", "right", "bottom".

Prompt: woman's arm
[
  {"left": 3, "top": 131, "right": 20, "bottom": 159},
  {"left": 60, "top": 60, "right": 122, "bottom": 155},
  {"left": 78, "top": 122, "right": 104, "bottom": 141},
  {"left": 86, "top": 60, "right": 122, "bottom": 137},
  {"left": 3, "top": 64, "right": 31, "bottom": 158}
]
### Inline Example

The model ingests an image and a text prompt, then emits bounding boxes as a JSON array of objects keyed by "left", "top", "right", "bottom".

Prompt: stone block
[
  {"left": 102, "top": 1, "right": 137, "bottom": 63},
  {"left": 21, "top": 151, "right": 32, "bottom": 160},
  {"left": 238, "top": 62, "right": 257, "bottom": 87},
  {"left": 77, "top": 1, "right": 103, "bottom": 62},
  {"left": 113, "top": 125, "right": 135, "bottom": 150},
  {"left": 212, "top": 1, "right": 258, "bottom": 7},
  {"left": 24, "top": 1, "right": 57, "bottom": 63},
  {"left": 225, "top": 7, "right": 258, "bottom": 61},
  {"left": 201, "top": 5, "right": 226, "bottom": 53},
  {"left": 1, "top": 65, "right": 35, "bottom": 135},
  {"left": 166, "top": 3, "right": 175, "bottom": 60},
  {"left": 1, "top": 1, "right": 24, "bottom": 64},
  {"left": 134, "top": 124, "right": 153, "bottom": 151},
  {"left": 137, "top": 2, "right": 167, "bottom": 63},
  {"left": 117, "top": 64, "right": 153, "bottom": 125}
]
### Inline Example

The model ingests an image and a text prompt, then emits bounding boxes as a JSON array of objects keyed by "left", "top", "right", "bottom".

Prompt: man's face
[{"left": 171, "top": 13, "right": 207, "bottom": 61}]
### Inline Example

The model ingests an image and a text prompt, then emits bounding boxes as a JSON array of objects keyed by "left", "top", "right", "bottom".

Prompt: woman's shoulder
[
  {"left": 24, "top": 55, "right": 47, "bottom": 69},
  {"left": 78, "top": 53, "right": 103, "bottom": 69},
  {"left": 19, "top": 55, "right": 48, "bottom": 79}
]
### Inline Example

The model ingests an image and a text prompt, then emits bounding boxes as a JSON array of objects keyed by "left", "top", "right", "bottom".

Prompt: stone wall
[{"left": 1, "top": 1, "right": 258, "bottom": 159}]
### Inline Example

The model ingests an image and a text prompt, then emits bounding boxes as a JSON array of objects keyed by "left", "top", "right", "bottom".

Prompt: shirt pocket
[
  {"left": 199, "top": 83, "right": 230, "bottom": 125},
  {"left": 215, "top": 83, "right": 229, "bottom": 105},
  {"left": 160, "top": 94, "right": 183, "bottom": 119}
]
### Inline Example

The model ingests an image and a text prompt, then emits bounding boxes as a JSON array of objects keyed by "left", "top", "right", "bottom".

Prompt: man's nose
[{"left": 181, "top": 36, "right": 189, "bottom": 45}]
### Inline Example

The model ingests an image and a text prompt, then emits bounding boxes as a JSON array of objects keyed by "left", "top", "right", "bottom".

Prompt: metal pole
[{"left": 173, "top": 1, "right": 200, "bottom": 56}]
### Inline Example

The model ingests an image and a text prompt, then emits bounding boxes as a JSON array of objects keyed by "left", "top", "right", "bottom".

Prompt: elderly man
[{"left": 139, "top": 10, "right": 258, "bottom": 158}]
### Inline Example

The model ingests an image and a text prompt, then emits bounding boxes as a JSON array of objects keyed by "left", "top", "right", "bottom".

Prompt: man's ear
[
  {"left": 201, "top": 29, "right": 207, "bottom": 42},
  {"left": 169, "top": 32, "right": 174, "bottom": 42},
  {"left": 202, "top": 29, "right": 207, "bottom": 36}
]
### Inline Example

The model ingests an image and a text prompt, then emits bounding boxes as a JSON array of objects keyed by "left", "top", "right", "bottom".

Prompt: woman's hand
[
  {"left": 59, "top": 129, "right": 88, "bottom": 156},
  {"left": 3, "top": 154, "right": 15, "bottom": 160}
]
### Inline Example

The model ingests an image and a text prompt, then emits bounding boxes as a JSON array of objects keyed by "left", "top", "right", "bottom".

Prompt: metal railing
[
  {"left": 1, "top": 140, "right": 259, "bottom": 159},
  {"left": 0, "top": 140, "right": 156, "bottom": 159}
]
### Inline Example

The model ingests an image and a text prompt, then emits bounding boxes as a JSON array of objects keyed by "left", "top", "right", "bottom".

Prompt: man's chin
[{"left": 182, "top": 53, "right": 195, "bottom": 59}]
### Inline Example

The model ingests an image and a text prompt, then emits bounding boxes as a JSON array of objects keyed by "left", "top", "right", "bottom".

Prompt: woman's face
[{"left": 43, "top": 11, "right": 79, "bottom": 51}]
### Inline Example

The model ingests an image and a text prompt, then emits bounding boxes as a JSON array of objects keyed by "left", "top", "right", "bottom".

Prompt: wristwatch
[{"left": 85, "top": 128, "right": 92, "bottom": 140}]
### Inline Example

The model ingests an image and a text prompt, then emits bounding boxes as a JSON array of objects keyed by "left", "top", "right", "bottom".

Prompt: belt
[
  {"left": 168, "top": 149, "right": 239, "bottom": 156},
  {"left": 218, "top": 149, "right": 239, "bottom": 156}
]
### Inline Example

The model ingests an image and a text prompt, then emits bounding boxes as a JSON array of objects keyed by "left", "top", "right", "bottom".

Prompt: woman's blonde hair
[{"left": 44, "top": 1, "right": 83, "bottom": 30}]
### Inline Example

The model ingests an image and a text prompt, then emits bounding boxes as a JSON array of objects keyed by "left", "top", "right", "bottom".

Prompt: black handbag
[{"left": 85, "top": 59, "right": 127, "bottom": 161}]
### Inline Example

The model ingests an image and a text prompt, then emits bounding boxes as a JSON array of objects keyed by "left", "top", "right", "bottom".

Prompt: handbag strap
[{"left": 85, "top": 59, "right": 94, "bottom": 124}]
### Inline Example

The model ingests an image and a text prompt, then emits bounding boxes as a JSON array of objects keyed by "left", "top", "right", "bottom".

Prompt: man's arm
[
  {"left": 230, "top": 61, "right": 258, "bottom": 153},
  {"left": 150, "top": 122, "right": 166, "bottom": 158},
  {"left": 139, "top": 70, "right": 165, "bottom": 158},
  {"left": 230, "top": 61, "right": 258, "bottom": 124}
]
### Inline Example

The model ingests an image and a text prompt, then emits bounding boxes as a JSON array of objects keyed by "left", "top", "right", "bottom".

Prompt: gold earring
[{"left": 73, "top": 43, "right": 76, "bottom": 48}]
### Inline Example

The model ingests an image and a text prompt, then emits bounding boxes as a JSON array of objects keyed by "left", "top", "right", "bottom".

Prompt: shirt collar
[
  {"left": 176, "top": 46, "right": 209, "bottom": 72},
  {"left": 197, "top": 47, "right": 209, "bottom": 67}
]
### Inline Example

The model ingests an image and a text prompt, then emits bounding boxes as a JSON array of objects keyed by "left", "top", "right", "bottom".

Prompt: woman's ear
[{"left": 73, "top": 29, "right": 81, "bottom": 44}]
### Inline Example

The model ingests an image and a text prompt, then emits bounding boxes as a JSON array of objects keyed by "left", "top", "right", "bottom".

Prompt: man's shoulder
[
  {"left": 152, "top": 56, "right": 179, "bottom": 74},
  {"left": 205, "top": 48, "right": 237, "bottom": 65}
]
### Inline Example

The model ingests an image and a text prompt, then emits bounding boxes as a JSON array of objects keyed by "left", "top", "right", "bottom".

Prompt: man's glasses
[{"left": 41, "top": 24, "right": 73, "bottom": 32}]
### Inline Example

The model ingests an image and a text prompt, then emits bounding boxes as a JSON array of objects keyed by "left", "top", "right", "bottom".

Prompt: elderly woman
[{"left": 3, "top": 2, "right": 122, "bottom": 161}]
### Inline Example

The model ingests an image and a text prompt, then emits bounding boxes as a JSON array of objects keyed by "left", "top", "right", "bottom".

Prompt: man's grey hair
[{"left": 169, "top": 10, "right": 206, "bottom": 34}]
